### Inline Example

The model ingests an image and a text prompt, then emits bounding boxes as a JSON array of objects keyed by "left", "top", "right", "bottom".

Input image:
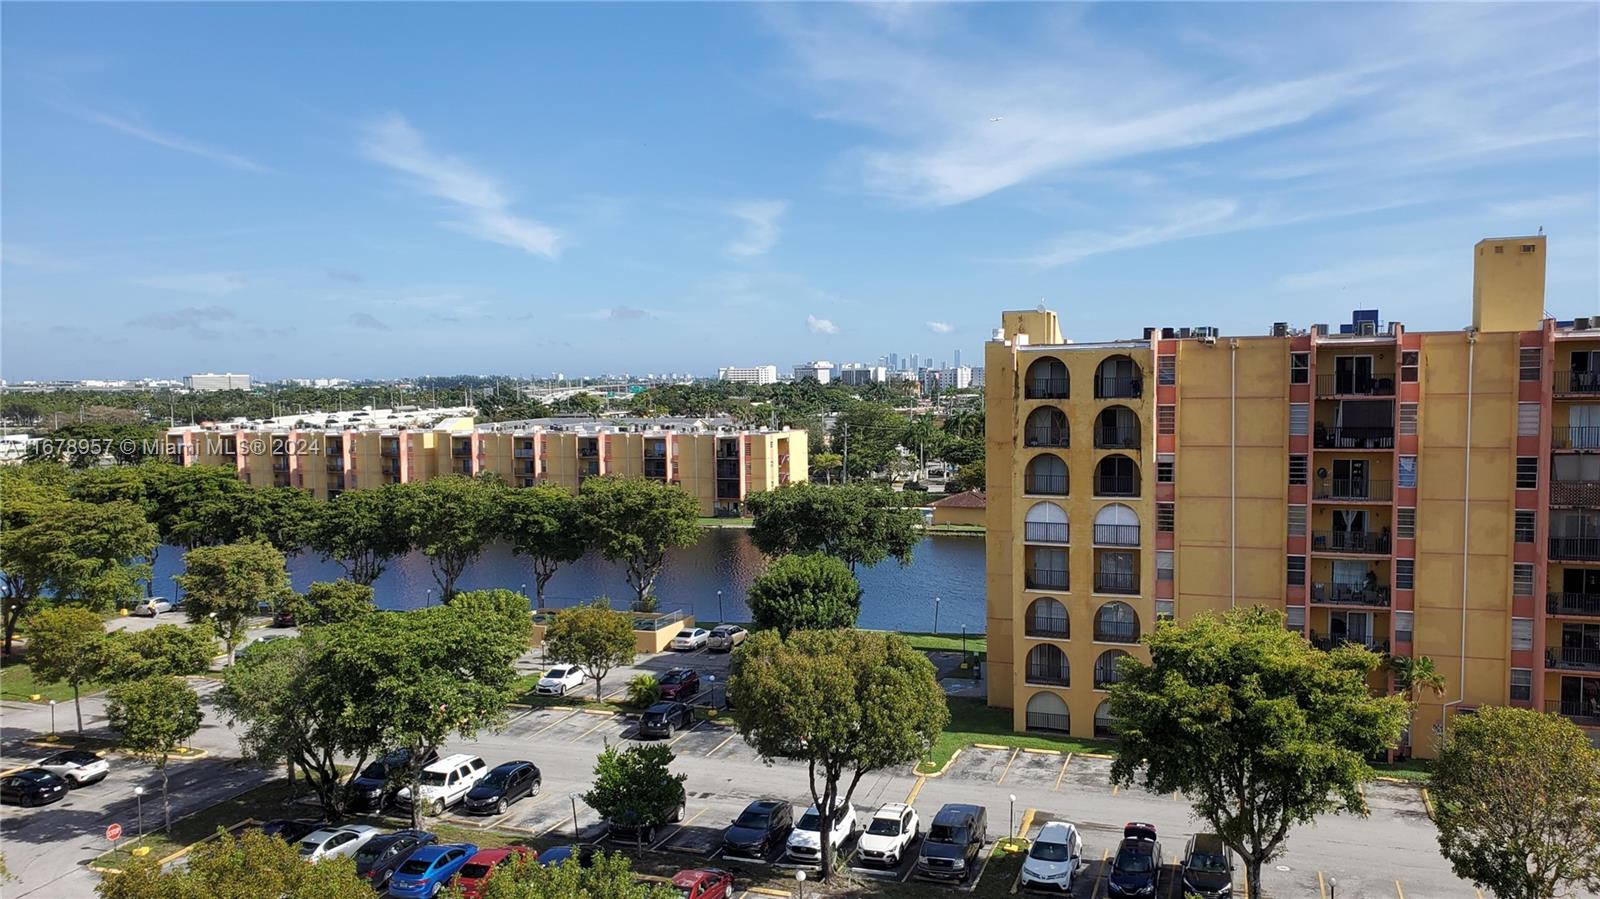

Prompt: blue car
[{"left": 385, "top": 842, "right": 478, "bottom": 898}]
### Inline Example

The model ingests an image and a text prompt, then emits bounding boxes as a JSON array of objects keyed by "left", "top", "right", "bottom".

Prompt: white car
[
  {"left": 297, "top": 824, "right": 382, "bottom": 862},
  {"left": 132, "top": 598, "right": 173, "bottom": 617},
  {"left": 35, "top": 750, "right": 109, "bottom": 787},
  {"left": 1019, "top": 821, "right": 1085, "bottom": 892},
  {"left": 857, "top": 803, "right": 919, "bottom": 867},
  {"left": 535, "top": 665, "right": 587, "bottom": 696},
  {"left": 786, "top": 800, "right": 858, "bottom": 864},
  {"left": 395, "top": 754, "right": 488, "bottom": 815},
  {"left": 671, "top": 628, "right": 710, "bottom": 651}
]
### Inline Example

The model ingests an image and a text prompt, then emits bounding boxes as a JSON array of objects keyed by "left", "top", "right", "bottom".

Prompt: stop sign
[{"left": 105, "top": 823, "right": 123, "bottom": 841}]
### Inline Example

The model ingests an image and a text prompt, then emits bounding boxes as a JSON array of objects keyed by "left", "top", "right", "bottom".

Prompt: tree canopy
[
  {"left": 578, "top": 477, "right": 699, "bottom": 608},
  {"left": 501, "top": 484, "right": 588, "bottom": 608},
  {"left": 106, "top": 675, "right": 204, "bottom": 831},
  {"left": 746, "top": 482, "right": 921, "bottom": 572},
  {"left": 582, "top": 743, "right": 686, "bottom": 850},
  {"left": 176, "top": 541, "right": 293, "bottom": 661},
  {"left": 746, "top": 553, "right": 861, "bottom": 636},
  {"left": 294, "top": 580, "right": 376, "bottom": 626},
  {"left": 542, "top": 600, "right": 636, "bottom": 702},
  {"left": 24, "top": 605, "right": 111, "bottom": 732},
  {"left": 475, "top": 850, "right": 677, "bottom": 899},
  {"left": 96, "top": 828, "right": 376, "bottom": 899},
  {"left": 393, "top": 476, "right": 505, "bottom": 601},
  {"left": 105, "top": 622, "right": 218, "bottom": 681},
  {"left": 309, "top": 485, "right": 413, "bottom": 586}
]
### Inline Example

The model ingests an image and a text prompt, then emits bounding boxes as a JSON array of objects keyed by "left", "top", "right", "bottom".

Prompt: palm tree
[{"left": 1390, "top": 655, "right": 1446, "bottom": 757}]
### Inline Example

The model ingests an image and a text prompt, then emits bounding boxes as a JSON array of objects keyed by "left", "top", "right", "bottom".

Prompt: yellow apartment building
[
  {"left": 986, "top": 235, "right": 1600, "bottom": 758},
  {"left": 164, "top": 416, "right": 807, "bottom": 517}
]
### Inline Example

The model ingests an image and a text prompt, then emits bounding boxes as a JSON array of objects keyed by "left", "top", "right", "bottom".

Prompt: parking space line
[
  {"left": 995, "top": 747, "right": 1020, "bottom": 785},
  {"left": 538, "top": 817, "right": 570, "bottom": 838},
  {"left": 905, "top": 775, "right": 926, "bottom": 806},
  {"left": 705, "top": 732, "right": 736, "bottom": 758},
  {"left": 571, "top": 716, "right": 614, "bottom": 742},
  {"left": 649, "top": 807, "right": 705, "bottom": 850},
  {"left": 1318, "top": 870, "right": 1327, "bottom": 899},
  {"left": 530, "top": 710, "right": 581, "bottom": 739},
  {"left": 1111, "top": 784, "right": 1119, "bottom": 796},
  {"left": 1394, "top": 881, "right": 1405, "bottom": 899},
  {"left": 1015, "top": 808, "right": 1035, "bottom": 840},
  {"left": 602, "top": 686, "right": 627, "bottom": 702},
  {"left": 1054, "top": 753, "right": 1072, "bottom": 791},
  {"left": 1092, "top": 848, "right": 1109, "bottom": 899},
  {"left": 669, "top": 720, "right": 706, "bottom": 748}
]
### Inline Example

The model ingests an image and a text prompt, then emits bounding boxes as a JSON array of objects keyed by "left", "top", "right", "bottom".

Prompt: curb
[
  {"left": 917, "top": 748, "right": 962, "bottom": 778},
  {"left": 1021, "top": 747, "right": 1061, "bottom": 756},
  {"left": 1420, "top": 787, "right": 1436, "bottom": 821}
]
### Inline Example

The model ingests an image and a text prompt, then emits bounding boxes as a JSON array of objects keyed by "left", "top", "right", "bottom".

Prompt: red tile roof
[{"left": 931, "top": 489, "right": 986, "bottom": 509}]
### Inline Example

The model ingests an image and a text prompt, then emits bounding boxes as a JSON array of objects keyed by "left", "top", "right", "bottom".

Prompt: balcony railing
[
  {"left": 716, "top": 484, "right": 740, "bottom": 500},
  {"left": 1547, "top": 699, "right": 1600, "bottom": 727},
  {"left": 1094, "top": 476, "right": 1139, "bottom": 497},
  {"left": 1548, "top": 646, "right": 1600, "bottom": 671},
  {"left": 1025, "top": 427, "right": 1069, "bottom": 448},
  {"left": 1024, "top": 522, "right": 1069, "bottom": 544},
  {"left": 514, "top": 448, "right": 535, "bottom": 459},
  {"left": 1025, "top": 710, "right": 1071, "bottom": 733},
  {"left": 1025, "top": 663, "right": 1070, "bottom": 687},
  {"left": 1550, "top": 536, "right": 1600, "bottom": 562},
  {"left": 452, "top": 444, "right": 471, "bottom": 458},
  {"left": 1025, "top": 378, "right": 1070, "bottom": 400},
  {"left": 1094, "top": 571, "right": 1139, "bottom": 595},
  {"left": 1093, "top": 524, "right": 1141, "bottom": 546},
  {"left": 1316, "top": 373, "right": 1396, "bottom": 397},
  {"left": 1313, "top": 479, "right": 1393, "bottom": 502},
  {"left": 1310, "top": 583, "right": 1392, "bottom": 606},
  {"left": 1095, "top": 427, "right": 1140, "bottom": 450},
  {"left": 1311, "top": 634, "right": 1391, "bottom": 653},
  {"left": 1095, "top": 376, "right": 1143, "bottom": 399},
  {"left": 1555, "top": 370, "right": 1600, "bottom": 395},
  {"left": 1093, "top": 623, "right": 1139, "bottom": 643},
  {"left": 1311, "top": 530, "right": 1392, "bottom": 554},
  {"left": 326, "top": 458, "right": 344, "bottom": 472},
  {"left": 1026, "top": 568, "right": 1070, "bottom": 590},
  {"left": 1552, "top": 427, "right": 1600, "bottom": 450},
  {"left": 1548, "top": 592, "right": 1600, "bottom": 617},
  {"left": 1314, "top": 426, "right": 1395, "bottom": 449},
  {"left": 1025, "top": 474, "right": 1069, "bottom": 496},
  {"left": 1025, "top": 615, "right": 1069, "bottom": 639},
  {"left": 1552, "top": 482, "right": 1600, "bottom": 506},
  {"left": 578, "top": 446, "right": 599, "bottom": 458},
  {"left": 271, "top": 459, "right": 290, "bottom": 472}
]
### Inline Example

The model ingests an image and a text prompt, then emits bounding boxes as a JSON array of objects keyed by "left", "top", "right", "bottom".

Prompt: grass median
[{"left": 920, "top": 698, "right": 1114, "bottom": 774}]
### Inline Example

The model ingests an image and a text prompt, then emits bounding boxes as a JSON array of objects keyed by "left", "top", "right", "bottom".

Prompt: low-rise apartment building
[{"left": 985, "top": 235, "right": 1600, "bottom": 758}]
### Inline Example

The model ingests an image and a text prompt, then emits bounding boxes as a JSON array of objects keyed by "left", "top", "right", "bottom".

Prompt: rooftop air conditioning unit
[
  {"left": 1178, "top": 327, "right": 1194, "bottom": 339},
  {"left": 1575, "top": 317, "right": 1594, "bottom": 330},
  {"left": 1271, "top": 322, "right": 1290, "bottom": 337},
  {"left": 1357, "top": 321, "right": 1377, "bottom": 336}
]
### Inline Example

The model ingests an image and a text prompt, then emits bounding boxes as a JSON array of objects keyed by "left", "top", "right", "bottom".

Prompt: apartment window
[
  {"left": 1157, "top": 356, "right": 1176, "bottom": 386},
  {"left": 1396, "top": 507, "right": 1416, "bottom": 540},
  {"left": 1519, "top": 347, "right": 1541, "bottom": 381},
  {"left": 1287, "top": 555, "right": 1306, "bottom": 586},
  {"left": 1156, "top": 502, "right": 1175, "bottom": 533},
  {"left": 1157, "top": 550, "right": 1174, "bottom": 582},
  {"left": 1513, "top": 563, "right": 1535, "bottom": 597},
  {"left": 1521, "top": 244, "right": 1536, "bottom": 253},
  {"left": 1399, "top": 456, "right": 1417, "bottom": 489},
  {"left": 1395, "top": 611, "right": 1414, "bottom": 644},
  {"left": 1157, "top": 453, "right": 1175, "bottom": 483},
  {"left": 1515, "top": 510, "right": 1536, "bottom": 544},
  {"left": 1516, "top": 457, "right": 1538, "bottom": 490},
  {"left": 1290, "top": 352, "right": 1310, "bottom": 385},
  {"left": 1511, "top": 617, "right": 1534, "bottom": 651},
  {"left": 1400, "top": 350, "right": 1420, "bottom": 384},
  {"left": 1289, "top": 403, "right": 1309, "bottom": 437},
  {"left": 1517, "top": 403, "right": 1540, "bottom": 437},
  {"left": 1510, "top": 668, "right": 1532, "bottom": 701},
  {"left": 1395, "top": 558, "right": 1414, "bottom": 590},
  {"left": 1286, "top": 605, "right": 1306, "bottom": 632},
  {"left": 1494, "top": 245, "right": 1504, "bottom": 254},
  {"left": 1289, "top": 455, "right": 1308, "bottom": 485},
  {"left": 1157, "top": 405, "right": 1176, "bottom": 435},
  {"left": 1288, "top": 504, "right": 1307, "bottom": 537},
  {"left": 1398, "top": 403, "right": 1418, "bottom": 436},
  {"left": 1155, "top": 599, "right": 1175, "bottom": 621}
]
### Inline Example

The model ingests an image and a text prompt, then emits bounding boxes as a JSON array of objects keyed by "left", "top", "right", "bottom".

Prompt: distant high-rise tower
[
  {"left": 910, "top": 354, "right": 920, "bottom": 372},
  {"left": 888, "top": 353, "right": 899, "bottom": 371},
  {"left": 954, "top": 349, "right": 961, "bottom": 369}
]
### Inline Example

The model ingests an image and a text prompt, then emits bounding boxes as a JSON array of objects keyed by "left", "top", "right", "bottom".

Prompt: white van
[
  {"left": 132, "top": 597, "right": 173, "bottom": 617},
  {"left": 1019, "top": 820, "right": 1085, "bottom": 892},
  {"left": 394, "top": 754, "right": 487, "bottom": 815}
]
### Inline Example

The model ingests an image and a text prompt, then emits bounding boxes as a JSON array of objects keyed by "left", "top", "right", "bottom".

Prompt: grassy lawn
[
  {"left": 890, "top": 631, "right": 988, "bottom": 655},
  {"left": 1372, "top": 759, "right": 1432, "bottom": 783},
  {"left": 921, "top": 523, "right": 986, "bottom": 536},
  {"left": 0, "top": 656, "right": 100, "bottom": 704},
  {"left": 94, "top": 779, "right": 301, "bottom": 868},
  {"left": 696, "top": 517, "right": 752, "bottom": 528},
  {"left": 920, "top": 698, "right": 1114, "bottom": 774}
]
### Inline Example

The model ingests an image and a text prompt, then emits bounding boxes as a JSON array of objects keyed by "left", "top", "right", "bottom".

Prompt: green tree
[
  {"left": 106, "top": 622, "right": 218, "bottom": 680},
  {"left": 501, "top": 484, "right": 588, "bottom": 609},
  {"left": 808, "top": 451, "right": 844, "bottom": 485},
  {"left": 582, "top": 743, "right": 686, "bottom": 851},
  {"left": 728, "top": 629, "right": 949, "bottom": 880},
  {"left": 833, "top": 402, "right": 909, "bottom": 480},
  {"left": 542, "top": 600, "right": 636, "bottom": 702},
  {"left": 475, "top": 850, "right": 677, "bottom": 899},
  {"left": 578, "top": 478, "right": 699, "bottom": 608},
  {"left": 746, "top": 482, "right": 921, "bottom": 572},
  {"left": 294, "top": 580, "right": 376, "bottom": 626},
  {"left": 239, "top": 486, "right": 320, "bottom": 556},
  {"left": 1107, "top": 607, "right": 1407, "bottom": 898},
  {"left": 309, "top": 486, "right": 413, "bottom": 586},
  {"left": 747, "top": 553, "right": 861, "bottom": 637},
  {"left": 449, "top": 589, "right": 534, "bottom": 644},
  {"left": 96, "top": 828, "right": 377, "bottom": 899},
  {"left": 71, "top": 463, "right": 167, "bottom": 597},
  {"left": 946, "top": 460, "right": 985, "bottom": 493},
  {"left": 1432, "top": 706, "right": 1600, "bottom": 899},
  {"left": 106, "top": 675, "right": 204, "bottom": 832},
  {"left": 142, "top": 465, "right": 258, "bottom": 551},
  {"left": 1390, "top": 654, "right": 1447, "bottom": 757},
  {"left": 394, "top": 477, "right": 504, "bottom": 601},
  {"left": 176, "top": 541, "right": 293, "bottom": 663},
  {"left": 24, "top": 605, "right": 110, "bottom": 732}
]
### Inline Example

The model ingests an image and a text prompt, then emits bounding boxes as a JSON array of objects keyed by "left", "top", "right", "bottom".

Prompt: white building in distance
[
  {"left": 717, "top": 365, "right": 779, "bottom": 385},
  {"left": 837, "top": 363, "right": 888, "bottom": 386},
  {"left": 184, "top": 372, "right": 252, "bottom": 392},
  {"left": 792, "top": 361, "right": 835, "bottom": 384}
]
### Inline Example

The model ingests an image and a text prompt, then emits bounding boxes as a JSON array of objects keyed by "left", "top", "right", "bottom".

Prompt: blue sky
[{"left": 3, "top": 2, "right": 1596, "bottom": 381}]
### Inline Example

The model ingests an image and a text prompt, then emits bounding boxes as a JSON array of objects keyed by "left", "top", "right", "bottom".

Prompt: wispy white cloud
[
  {"left": 1485, "top": 193, "right": 1592, "bottom": 222},
  {"left": 807, "top": 314, "right": 838, "bottom": 335},
  {"left": 575, "top": 305, "right": 656, "bottom": 322},
  {"left": 925, "top": 320, "right": 953, "bottom": 333},
  {"left": 133, "top": 271, "right": 248, "bottom": 296},
  {"left": 361, "top": 115, "right": 563, "bottom": 259},
  {"left": 77, "top": 110, "right": 267, "bottom": 172},
  {"left": 1276, "top": 256, "right": 1438, "bottom": 291},
  {"left": 727, "top": 200, "right": 789, "bottom": 257}
]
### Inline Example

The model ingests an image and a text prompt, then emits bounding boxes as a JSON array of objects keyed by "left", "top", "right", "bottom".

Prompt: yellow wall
[{"left": 1473, "top": 236, "right": 1546, "bottom": 333}]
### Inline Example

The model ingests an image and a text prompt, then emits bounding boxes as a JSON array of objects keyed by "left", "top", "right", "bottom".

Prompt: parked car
[
  {"left": 453, "top": 846, "right": 534, "bottom": 898},
  {"left": 395, "top": 754, "right": 488, "bottom": 816},
  {"left": 347, "top": 747, "right": 439, "bottom": 810},
  {"left": 537, "top": 843, "right": 598, "bottom": 868},
  {"left": 0, "top": 769, "right": 67, "bottom": 807},
  {"left": 35, "top": 749, "right": 109, "bottom": 787},
  {"left": 722, "top": 799, "right": 792, "bottom": 859},
  {"left": 297, "top": 824, "right": 382, "bottom": 862},
  {"left": 670, "top": 628, "right": 710, "bottom": 651},
  {"left": 259, "top": 819, "right": 324, "bottom": 843},
  {"left": 670, "top": 868, "right": 735, "bottom": 899},
  {"left": 705, "top": 625, "right": 747, "bottom": 652},
  {"left": 786, "top": 800, "right": 857, "bottom": 864},
  {"left": 535, "top": 665, "right": 587, "bottom": 696},
  {"left": 655, "top": 668, "right": 701, "bottom": 701},
  {"left": 353, "top": 830, "right": 436, "bottom": 892},
  {"left": 607, "top": 784, "right": 686, "bottom": 843},
  {"left": 1019, "top": 820, "right": 1085, "bottom": 892},
  {"left": 637, "top": 701, "right": 694, "bottom": 739},
  {"left": 857, "top": 802, "right": 919, "bottom": 867},
  {"left": 1107, "top": 822, "right": 1162, "bottom": 898},
  {"left": 386, "top": 843, "right": 478, "bottom": 899},
  {"left": 1180, "top": 832, "right": 1235, "bottom": 898},
  {"left": 462, "top": 760, "right": 540, "bottom": 815},
  {"left": 131, "top": 598, "right": 173, "bottom": 617},
  {"left": 915, "top": 804, "right": 986, "bottom": 881},
  {"left": 272, "top": 606, "right": 296, "bottom": 627}
]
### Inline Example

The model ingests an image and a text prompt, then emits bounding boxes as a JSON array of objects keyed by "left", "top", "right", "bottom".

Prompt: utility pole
[{"left": 841, "top": 422, "right": 849, "bottom": 484}]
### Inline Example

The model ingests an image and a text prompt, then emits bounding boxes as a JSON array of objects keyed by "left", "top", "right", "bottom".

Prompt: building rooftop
[{"left": 930, "top": 489, "right": 986, "bottom": 509}]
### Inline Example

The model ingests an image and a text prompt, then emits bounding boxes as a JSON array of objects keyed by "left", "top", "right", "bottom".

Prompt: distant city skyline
[{"left": 3, "top": 3, "right": 1596, "bottom": 380}]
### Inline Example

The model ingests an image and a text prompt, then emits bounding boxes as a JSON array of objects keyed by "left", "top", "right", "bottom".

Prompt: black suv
[
  {"left": 463, "top": 760, "right": 541, "bottom": 815},
  {"left": 637, "top": 701, "right": 693, "bottom": 739},
  {"left": 1108, "top": 822, "right": 1162, "bottom": 897},
  {"left": 722, "top": 799, "right": 793, "bottom": 858},
  {"left": 354, "top": 829, "right": 436, "bottom": 891},
  {"left": 347, "top": 747, "right": 439, "bottom": 810},
  {"left": 916, "top": 804, "right": 986, "bottom": 881},
  {"left": 1181, "top": 832, "right": 1234, "bottom": 898}
]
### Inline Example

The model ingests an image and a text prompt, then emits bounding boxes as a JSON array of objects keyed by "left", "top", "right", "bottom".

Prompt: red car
[
  {"left": 453, "top": 846, "right": 534, "bottom": 898},
  {"left": 671, "top": 868, "right": 734, "bottom": 899},
  {"left": 656, "top": 668, "right": 701, "bottom": 701}
]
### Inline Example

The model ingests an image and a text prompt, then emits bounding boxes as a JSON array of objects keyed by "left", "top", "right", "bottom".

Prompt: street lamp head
[
  {"left": 48, "top": 699, "right": 56, "bottom": 707},
  {"left": 134, "top": 787, "right": 144, "bottom": 796},
  {"left": 795, "top": 871, "right": 806, "bottom": 882},
  {"left": 1009, "top": 793, "right": 1016, "bottom": 803}
]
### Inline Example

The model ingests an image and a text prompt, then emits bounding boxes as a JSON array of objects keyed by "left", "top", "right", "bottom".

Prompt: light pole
[
  {"left": 795, "top": 869, "right": 806, "bottom": 899},
  {"left": 571, "top": 795, "right": 580, "bottom": 841},
  {"left": 1330, "top": 878, "right": 1337, "bottom": 899},
  {"left": 134, "top": 786, "right": 145, "bottom": 839},
  {"left": 48, "top": 699, "right": 57, "bottom": 737},
  {"left": 933, "top": 596, "right": 941, "bottom": 635},
  {"left": 961, "top": 624, "right": 968, "bottom": 659},
  {"left": 1009, "top": 794, "right": 1016, "bottom": 837},
  {"left": 426, "top": 588, "right": 433, "bottom": 608},
  {"left": 716, "top": 590, "right": 724, "bottom": 625}
]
